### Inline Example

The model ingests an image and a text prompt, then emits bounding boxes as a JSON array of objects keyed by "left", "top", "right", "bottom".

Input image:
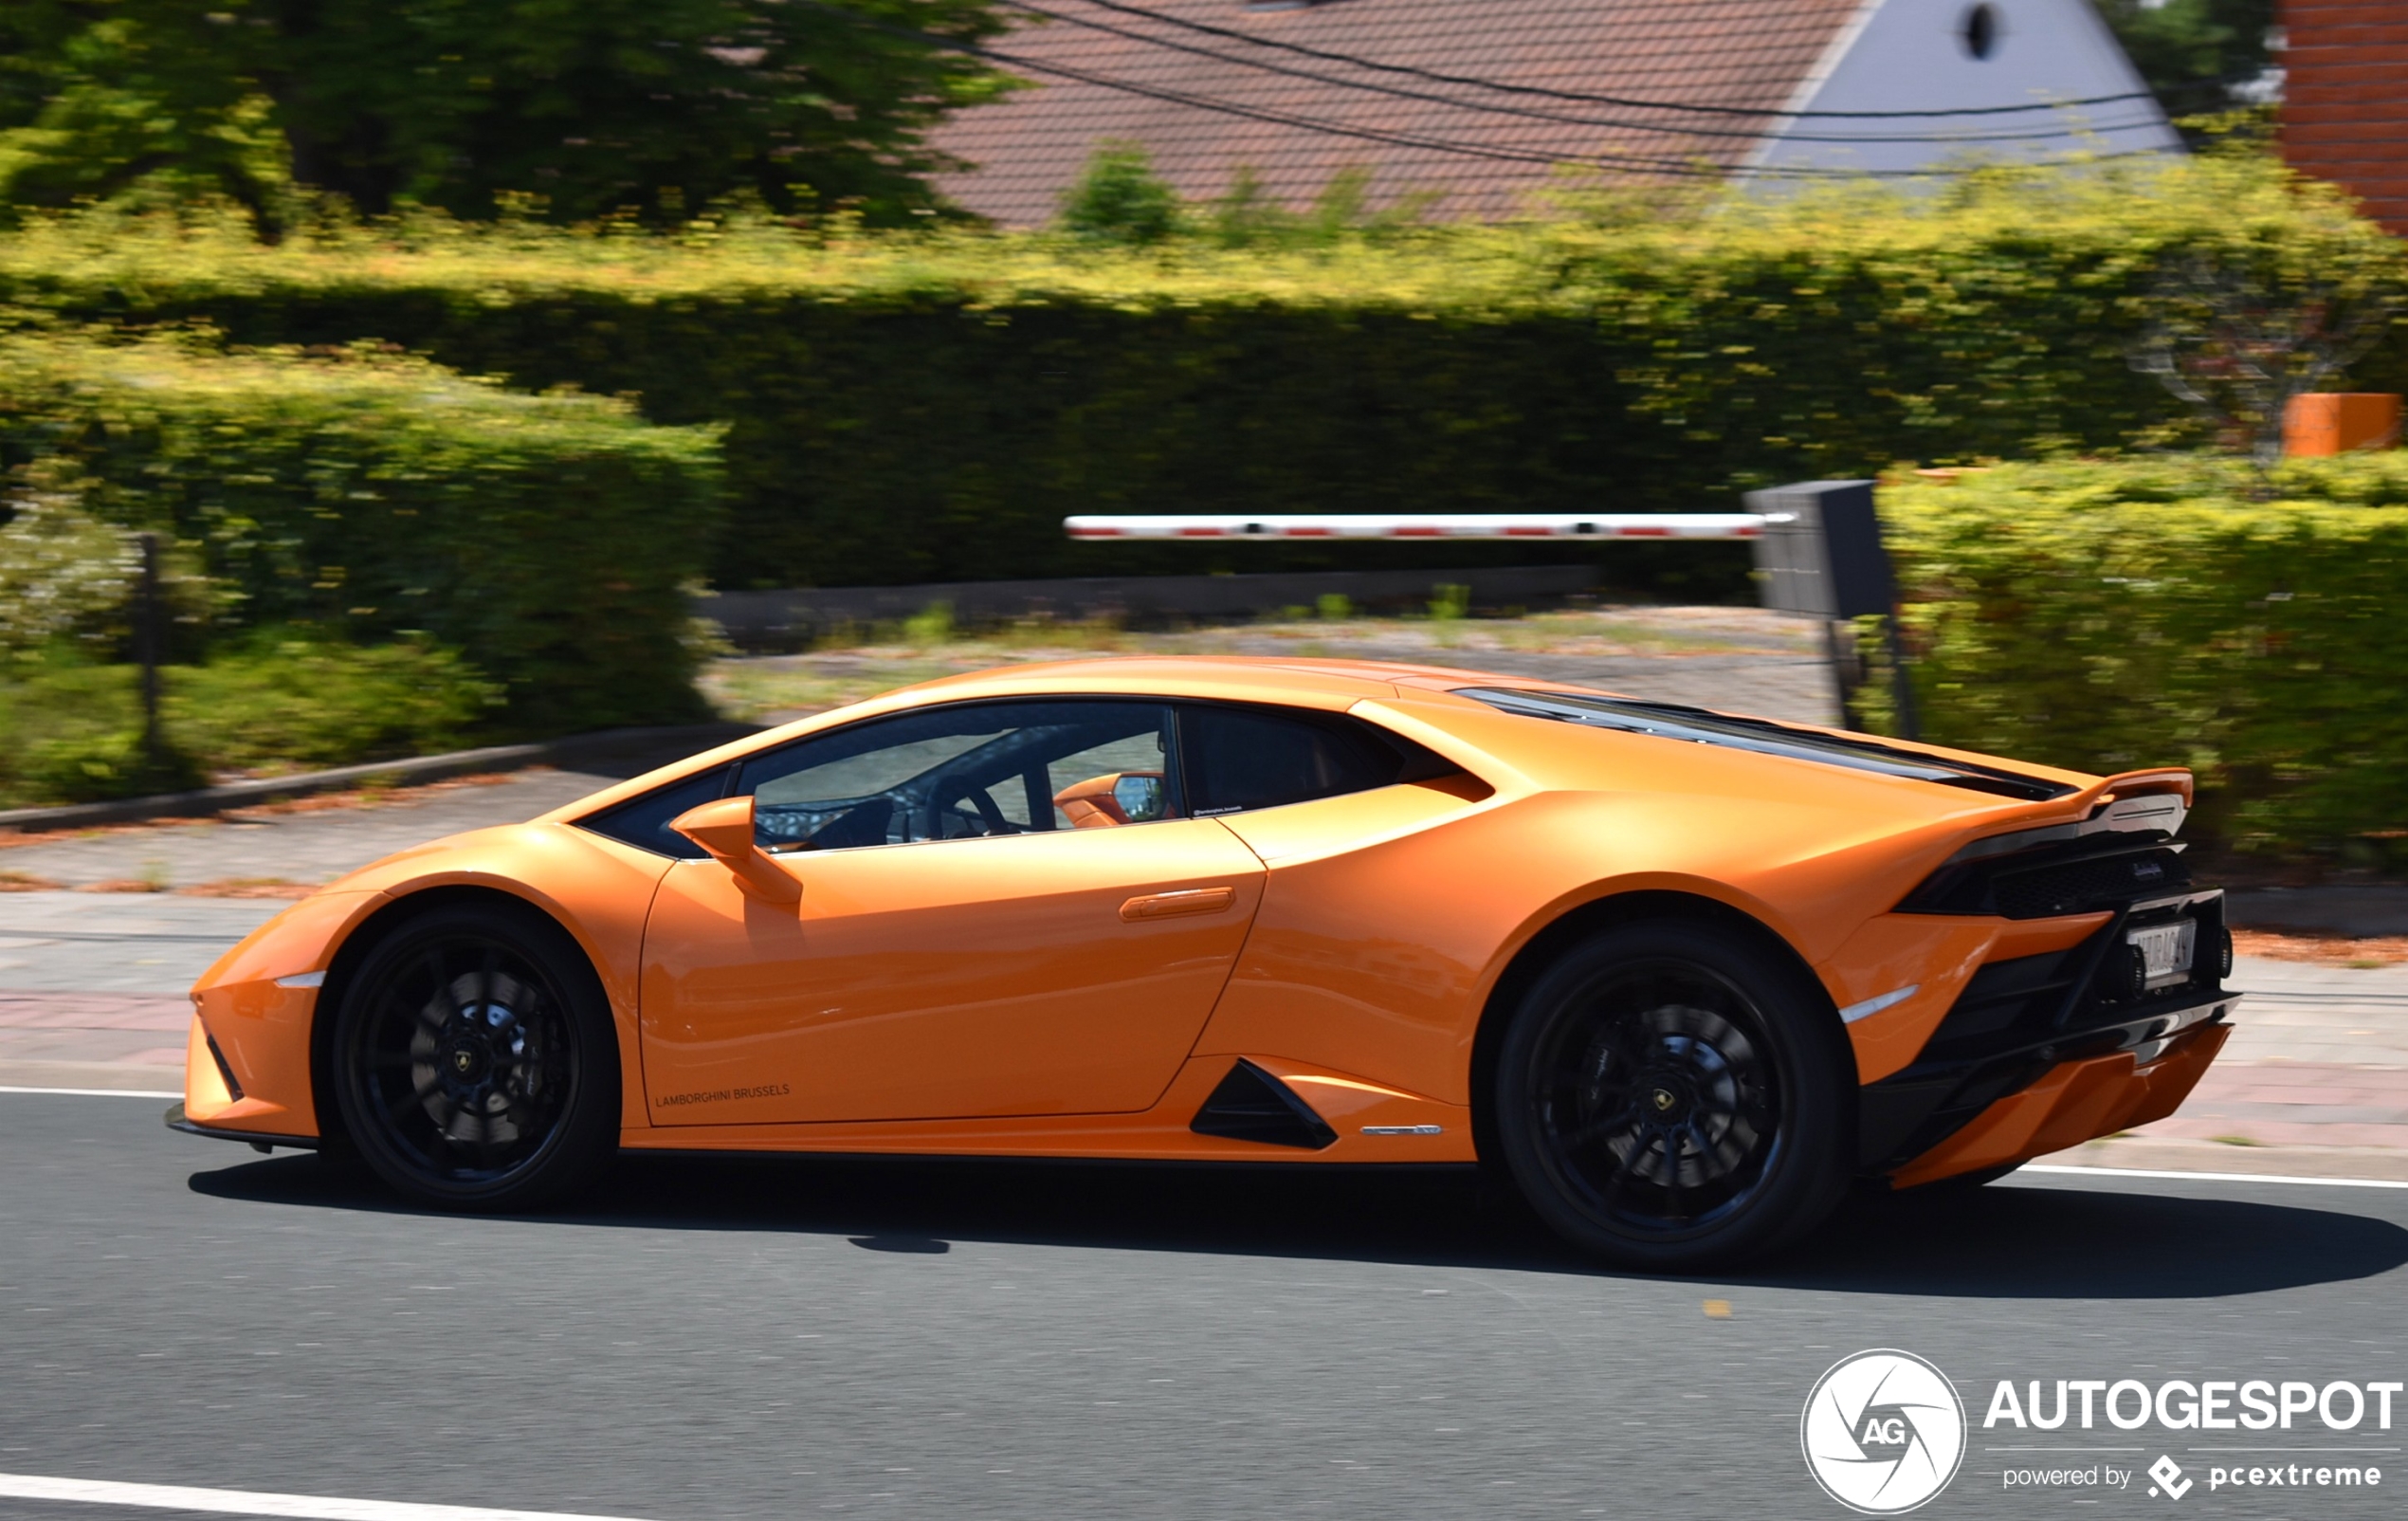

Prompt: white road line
[
  {"left": 0, "top": 1474, "right": 654, "bottom": 1521},
  {"left": 0, "top": 1086, "right": 181, "bottom": 1099},
  {"left": 2024, "top": 1164, "right": 2408, "bottom": 1190}
]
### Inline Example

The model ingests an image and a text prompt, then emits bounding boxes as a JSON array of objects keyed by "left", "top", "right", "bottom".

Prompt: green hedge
[
  {"left": 0, "top": 332, "right": 723, "bottom": 730},
  {"left": 0, "top": 631, "right": 502, "bottom": 806},
  {"left": 0, "top": 157, "right": 2397, "bottom": 592},
  {"left": 1870, "top": 452, "right": 2408, "bottom": 860}
]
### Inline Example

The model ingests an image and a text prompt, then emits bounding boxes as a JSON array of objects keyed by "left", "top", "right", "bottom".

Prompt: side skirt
[{"left": 613, "top": 1054, "right": 1476, "bottom": 1163}]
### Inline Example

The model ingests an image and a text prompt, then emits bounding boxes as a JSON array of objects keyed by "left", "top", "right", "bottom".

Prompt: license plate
[{"left": 2127, "top": 920, "right": 2197, "bottom": 987}]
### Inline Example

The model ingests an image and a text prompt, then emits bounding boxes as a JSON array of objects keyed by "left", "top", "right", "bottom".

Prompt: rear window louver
[{"left": 1457, "top": 688, "right": 2073, "bottom": 802}]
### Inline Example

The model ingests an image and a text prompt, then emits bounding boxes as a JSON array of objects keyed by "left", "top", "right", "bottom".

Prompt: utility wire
[
  {"left": 1016, "top": 0, "right": 2162, "bottom": 119},
  {"left": 794, "top": 0, "right": 2167, "bottom": 180},
  {"left": 998, "top": 0, "right": 2172, "bottom": 147},
  {"left": 967, "top": 37, "right": 2163, "bottom": 178}
]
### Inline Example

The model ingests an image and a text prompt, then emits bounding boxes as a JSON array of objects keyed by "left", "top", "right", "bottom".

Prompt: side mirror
[
  {"left": 1111, "top": 773, "right": 1167, "bottom": 823},
  {"left": 1053, "top": 770, "right": 1169, "bottom": 829},
  {"left": 668, "top": 795, "right": 801, "bottom": 905}
]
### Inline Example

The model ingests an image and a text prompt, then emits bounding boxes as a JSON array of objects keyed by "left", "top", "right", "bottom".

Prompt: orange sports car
[{"left": 170, "top": 657, "right": 2237, "bottom": 1268}]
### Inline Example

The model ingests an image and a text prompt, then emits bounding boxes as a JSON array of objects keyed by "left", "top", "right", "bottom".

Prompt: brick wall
[{"left": 2283, "top": 1, "right": 2408, "bottom": 236}]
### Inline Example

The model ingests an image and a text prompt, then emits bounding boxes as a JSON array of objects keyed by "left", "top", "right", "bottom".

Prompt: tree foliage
[
  {"left": 0, "top": 0, "right": 1020, "bottom": 229},
  {"left": 2094, "top": 0, "right": 2278, "bottom": 118}
]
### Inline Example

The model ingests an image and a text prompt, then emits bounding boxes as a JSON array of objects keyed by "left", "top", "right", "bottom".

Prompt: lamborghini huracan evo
[{"left": 170, "top": 657, "right": 2237, "bottom": 1268}]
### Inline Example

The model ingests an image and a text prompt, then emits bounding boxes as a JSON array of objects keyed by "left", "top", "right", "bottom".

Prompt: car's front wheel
[
  {"left": 331, "top": 901, "right": 619, "bottom": 1210},
  {"left": 1493, "top": 920, "right": 1852, "bottom": 1270}
]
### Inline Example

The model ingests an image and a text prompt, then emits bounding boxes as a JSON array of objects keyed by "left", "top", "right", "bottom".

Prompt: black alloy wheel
[
  {"left": 331, "top": 902, "right": 618, "bottom": 1210},
  {"left": 1494, "top": 920, "right": 1852, "bottom": 1270}
]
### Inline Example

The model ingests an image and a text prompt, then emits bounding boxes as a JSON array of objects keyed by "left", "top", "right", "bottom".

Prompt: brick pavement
[{"left": 2042, "top": 957, "right": 2408, "bottom": 1179}]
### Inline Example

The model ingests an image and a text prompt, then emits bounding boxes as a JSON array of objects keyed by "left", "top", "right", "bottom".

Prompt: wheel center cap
[
  {"left": 447, "top": 1041, "right": 487, "bottom": 1082},
  {"left": 1651, "top": 1086, "right": 1678, "bottom": 1114}
]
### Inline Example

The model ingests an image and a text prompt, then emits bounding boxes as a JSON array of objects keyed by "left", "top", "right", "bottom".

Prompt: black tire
[
  {"left": 1492, "top": 921, "right": 1852, "bottom": 1271},
  {"left": 331, "top": 901, "right": 619, "bottom": 1210}
]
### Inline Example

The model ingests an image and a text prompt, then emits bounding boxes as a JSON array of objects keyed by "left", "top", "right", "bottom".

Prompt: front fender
[
  {"left": 189, "top": 821, "right": 676, "bottom": 1139},
  {"left": 187, "top": 889, "right": 390, "bottom": 1135}
]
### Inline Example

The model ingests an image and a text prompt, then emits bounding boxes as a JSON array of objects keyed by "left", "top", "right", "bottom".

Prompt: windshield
[{"left": 1456, "top": 688, "right": 2073, "bottom": 802}]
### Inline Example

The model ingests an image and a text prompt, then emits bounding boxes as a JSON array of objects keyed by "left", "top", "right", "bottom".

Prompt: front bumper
[
  {"left": 165, "top": 1101, "right": 319, "bottom": 1152},
  {"left": 1865, "top": 888, "right": 2238, "bottom": 1185}
]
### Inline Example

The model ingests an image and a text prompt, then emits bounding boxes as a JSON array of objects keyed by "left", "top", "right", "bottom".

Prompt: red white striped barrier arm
[{"left": 1064, "top": 514, "right": 1775, "bottom": 541}]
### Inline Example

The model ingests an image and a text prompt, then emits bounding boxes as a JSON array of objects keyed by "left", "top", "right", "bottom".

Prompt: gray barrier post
[{"left": 1743, "top": 480, "right": 1917, "bottom": 741}]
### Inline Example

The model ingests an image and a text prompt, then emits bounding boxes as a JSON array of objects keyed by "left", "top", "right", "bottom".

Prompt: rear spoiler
[{"left": 1945, "top": 769, "right": 2193, "bottom": 865}]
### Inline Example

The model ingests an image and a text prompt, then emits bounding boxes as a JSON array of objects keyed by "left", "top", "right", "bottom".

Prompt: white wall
[{"left": 1751, "top": 0, "right": 2182, "bottom": 177}]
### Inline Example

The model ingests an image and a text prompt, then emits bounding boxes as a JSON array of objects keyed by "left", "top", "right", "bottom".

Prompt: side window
[
  {"left": 735, "top": 701, "right": 1179, "bottom": 852},
  {"left": 1179, "top": 706, "right": 1425, "bottom": 816}
]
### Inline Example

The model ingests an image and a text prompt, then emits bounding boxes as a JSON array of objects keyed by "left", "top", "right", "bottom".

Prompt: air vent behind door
[{"left": 1190, "top": 1059, "right": 1338, "bottom": 1150}]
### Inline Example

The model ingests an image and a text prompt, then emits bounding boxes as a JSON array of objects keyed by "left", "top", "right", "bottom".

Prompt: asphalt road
[{"left": 2, "top": 1093, "right": 2403, "bottom": 1521}]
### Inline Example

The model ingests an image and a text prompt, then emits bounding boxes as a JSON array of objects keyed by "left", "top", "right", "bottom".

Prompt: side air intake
[{"left": 1190, "top": 1059, "right": 1338, "bottom": 1150}]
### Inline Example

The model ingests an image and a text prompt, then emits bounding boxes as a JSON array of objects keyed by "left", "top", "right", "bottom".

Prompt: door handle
[{"left": 1120, "top": 887, "right": 1236, "bottom": 922}]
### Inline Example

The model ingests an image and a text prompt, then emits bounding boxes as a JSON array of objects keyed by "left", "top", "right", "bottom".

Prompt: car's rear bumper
[
  {"left": 1863, "top": 888, "right": 2239, "bottom": 1186},
  {"left": 1885, "top": 1017, "right": 2231, "bottom": 1187}
]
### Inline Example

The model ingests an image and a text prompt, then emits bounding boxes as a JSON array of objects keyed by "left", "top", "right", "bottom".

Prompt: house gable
[{"left": 1751, "top": 0, "right": 2180, "bottom": 175}]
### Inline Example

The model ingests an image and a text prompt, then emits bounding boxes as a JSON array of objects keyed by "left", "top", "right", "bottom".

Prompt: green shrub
[
  {"left": 1866, "top": 451, "right": 2408, "bottom": 859},
  {"left": 0, "top": 653, "right": 192, "bottom": 803},
  {"left": 0, "top": 469, "right": 136, "bottom": 652},
  {"left": 0, "top": 157, "right": 2394, "bottom": 596},
  {"left": 1060, "top": 143, "right": 1183, "bottom": 246},
  {"left": 0, "top": 629, "right": 501, "bottom": 805},
  {"left": 0, "top": 332, "right": 723, "bottom": 730},
  {"left": 166, "top": 628, "right": 503, "bottom": 772},
  {"left": 15, "top": 725, "right": 201, "bottom": 803}
]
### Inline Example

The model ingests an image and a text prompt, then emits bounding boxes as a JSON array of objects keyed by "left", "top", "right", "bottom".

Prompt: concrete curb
[{"left": 0, "top": 723, "right": 754, "bottom": 834}]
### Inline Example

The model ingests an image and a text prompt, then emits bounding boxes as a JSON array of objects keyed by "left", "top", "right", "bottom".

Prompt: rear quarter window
[{"left": 1180, "top": 706, "right": 1450, "bottom": 815}]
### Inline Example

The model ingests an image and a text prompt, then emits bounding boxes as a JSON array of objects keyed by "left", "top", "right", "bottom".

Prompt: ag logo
[{"left": 1800, "top": 1349, "right": 1967, "bottom": 1513}]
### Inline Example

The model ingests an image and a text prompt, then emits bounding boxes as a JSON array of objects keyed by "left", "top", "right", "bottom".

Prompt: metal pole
[
  {"left": 1883, "top": 610, "right": 1920, "bottom": 743},
  {"left": 136, "top": 532, "right": 162, "bottom": 761},
  {"left": 1821, "top": 618, "right": 1852, "bottom": 731}
]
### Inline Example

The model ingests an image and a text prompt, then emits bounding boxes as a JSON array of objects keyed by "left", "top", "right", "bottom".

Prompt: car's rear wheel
[
  {"left": 331, "top": 901, "right": 618, "bottom": 1210},
  {"left": 1493, "top": 921, "right": 1852, "bottom": 1270}
]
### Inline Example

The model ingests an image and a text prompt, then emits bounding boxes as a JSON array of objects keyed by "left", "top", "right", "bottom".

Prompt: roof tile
[{"left": 932, "top": 0, "right": 1866, "bottom": 225}]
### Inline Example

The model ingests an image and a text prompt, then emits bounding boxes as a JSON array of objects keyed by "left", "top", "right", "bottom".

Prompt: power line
[
  {"left": 998, "top": 0, "right": 2172, "bottom": 147},
  {"left": 969, "top": 37, "right": 2163, "bottom": 179},
  {"left": 795, "top": 0, "right": 2166, "bottom": 181},
  {"left": 1016, "top": 0, "right": 2162, "bottom": 119},
  {"left": 975, "top": 44, "right": 1732, "bottom": 177}
]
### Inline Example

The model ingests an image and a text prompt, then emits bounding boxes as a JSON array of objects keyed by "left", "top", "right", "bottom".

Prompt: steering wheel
[{"left": 933, "top": 785, "right": 1013, "bottom": 839}]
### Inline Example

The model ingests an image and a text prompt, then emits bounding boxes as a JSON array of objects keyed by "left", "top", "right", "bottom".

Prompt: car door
[{"left": 634, "top": 699, "right": 1267, "bottom": 1125}]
